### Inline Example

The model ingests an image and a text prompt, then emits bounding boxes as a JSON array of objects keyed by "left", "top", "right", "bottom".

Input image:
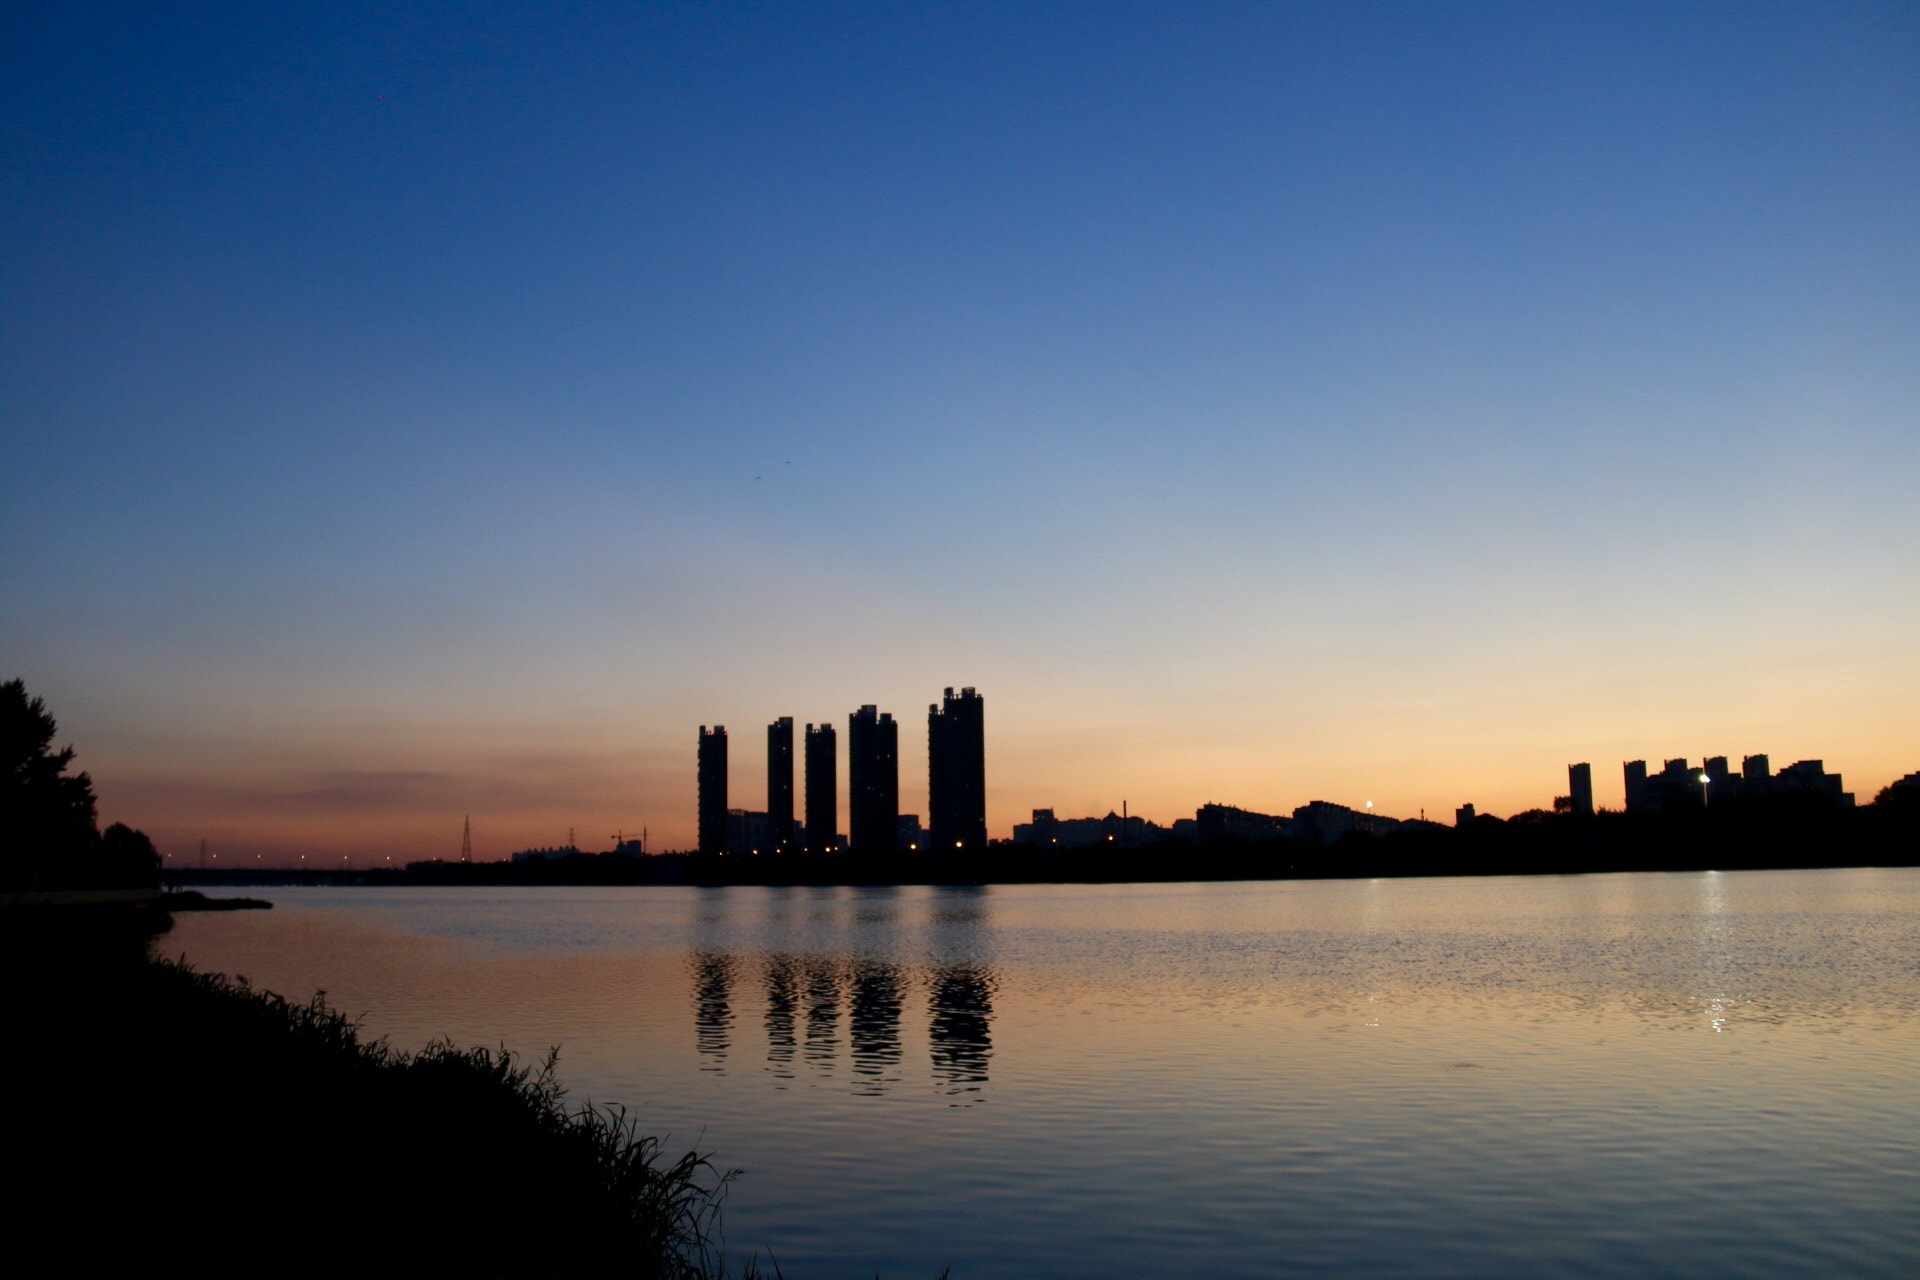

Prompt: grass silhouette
[{"left": 7, "top": 904, "right": 741, "bottom": 1278}]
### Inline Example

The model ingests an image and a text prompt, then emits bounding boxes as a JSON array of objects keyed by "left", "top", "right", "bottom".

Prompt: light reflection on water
[{"left": 161, "top": 870, "right": 1920, "bottom": 1278}]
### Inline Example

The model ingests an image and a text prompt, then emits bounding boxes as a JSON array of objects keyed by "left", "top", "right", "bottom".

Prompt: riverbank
[
  {"left": 0, "top": 887, "right": 272, "bottom": 909},
  {"left": 167, "top": 791, "right": 1918, "bottom": 890},
  {"left": 2, "top": 901, "right": 736, "bottom": 1279}
]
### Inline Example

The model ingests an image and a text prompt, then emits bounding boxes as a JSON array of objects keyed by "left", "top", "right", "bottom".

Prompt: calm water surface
[{"left": 162, "top": 870, "right": 1920, "bottom": 1277}]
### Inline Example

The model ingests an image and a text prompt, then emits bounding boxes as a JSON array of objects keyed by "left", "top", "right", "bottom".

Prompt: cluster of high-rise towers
[{"left": 698, "top": 687, "right": 986, "bottom": 856}]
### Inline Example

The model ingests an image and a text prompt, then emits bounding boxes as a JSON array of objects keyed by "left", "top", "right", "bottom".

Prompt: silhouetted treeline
[
  {"left": 1, "top": 679, "right": 160, "bottom": 891},
  {"left": 4, "top": 903, "right": 739, "bottom": 1279}
]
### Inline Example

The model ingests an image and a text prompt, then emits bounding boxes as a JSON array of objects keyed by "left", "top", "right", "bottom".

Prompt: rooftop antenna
[
  {"left": 461, "top": 815, "right": 472, "bottom": 864},
  {"left": 569, "top": 825, "right": 576, "bottom": 850}
]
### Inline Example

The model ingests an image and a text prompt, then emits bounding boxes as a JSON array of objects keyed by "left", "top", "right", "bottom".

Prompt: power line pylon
[{"left": 461, "top": 815, "right": 472, "bottom": 864}]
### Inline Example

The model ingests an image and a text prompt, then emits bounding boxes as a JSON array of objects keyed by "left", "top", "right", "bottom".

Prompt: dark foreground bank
[{"left": 2, "top": 903, "right": 740, "bottom": 1280}]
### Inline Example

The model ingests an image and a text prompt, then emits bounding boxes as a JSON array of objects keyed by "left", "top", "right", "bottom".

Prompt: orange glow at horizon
[{"left": 82, "top": 647, "right": 1919, "bottom": 863}]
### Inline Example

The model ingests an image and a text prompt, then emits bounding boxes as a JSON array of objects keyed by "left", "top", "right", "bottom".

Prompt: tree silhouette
[
  {"left": 1875, "top": 773, "right": 1920, "bottom": 812},
  {"left": 98, "top": 822, "right": 162, "bottom": 888},
  {"left": 1, "top": 679, "right": 156, "bottom": 890}
]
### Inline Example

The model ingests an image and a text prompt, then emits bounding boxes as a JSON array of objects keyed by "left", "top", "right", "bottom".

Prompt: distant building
[
  {"left": 897, "top": 813, "right": 925, "bottom": 851},
  {"left": 804, "top": 722, "right": 837, "bottom": 854},
  {"left": 1638, "top": 758, "right": 1708, "bottom": 812},
  {"left": 848, "top": 705, "right": 899, "bottom": 854},
  {"left": 1455, "top": 803, "right": 1477, "bottom": 826},
  {"left": 1014, "top": 807, "right": 1056, "bottom": 843},
  {"left": 1568, "top": 763, "right": 1594, "bottom": 817},
  {"left": 1773, "top": 759, "right": 1854, "bottom": 805},
  {"left": 1012, "top": 808, "right": 1171, "bottom": 847},
  {"left": 698, "top": 726, "right": 728, "bottom": 855},
  {"left": 510, "top": 844, "right": 581, "bottom": 864},
  {"left": 1702, "top": 755, "right": 1733, "bottom": 804},
  {"left": 928, "top": 687, "right": 987, "bottom": 852},
  {"left": 726, "top": 808, "right": 769, "bottom": 858},
  {"left": 1289, "top": 800, "right": 1399, "bottom": 844},
  {"left": 1623, "top": 760, "right": 1649, "bottom": 812},
  {"left": 1195, "top": 803, "right": 1291, "bottom": 841},
  {"left": 1620, "top": 752, "right": 1852, "bottom": 811},
  {"left": 767, "top": 717, "right": 795, "bottom": 854}
]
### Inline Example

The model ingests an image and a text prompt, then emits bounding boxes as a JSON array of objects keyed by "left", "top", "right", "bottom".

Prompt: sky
[{"left": 3, "top": 2, "right": 1916, "bottom": 861}]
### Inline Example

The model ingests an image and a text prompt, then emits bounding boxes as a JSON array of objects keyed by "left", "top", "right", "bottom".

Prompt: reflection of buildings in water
[
  {"left": 764, "top": 953, "right": 798, "bottom": 1079},
  {"left": 692, "top": 951, "right": 735, "bottom": 1072},
  {"left": 802, "top": 955, "right": 840, "bottom": 1071},
  {"left": 928, "top": 963, "right": 994, "bottom": 1096},
  {"left": 700, "top": 946, "right": 992, "bottom": 1097},
  {"left": 848, "top": 958, "right": 903, "bottom": 1093}
]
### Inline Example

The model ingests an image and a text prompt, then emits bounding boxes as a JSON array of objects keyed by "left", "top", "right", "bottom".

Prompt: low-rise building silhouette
[
  {"left": 1772, "top": 759, "right": 1854, "bottom": 804},
  {"left": 1012, "top": 808, "right": 1171, "bottom": 847},
  {"left": 1289, "top": 799, "right": 1399, "bottom": 844},
  {"left": 727, "top": 808, "right": 770, "bottom": 857},
  {"left": 510, "top": 843, "right": 582, "bottom": 864},
  {"left": 1195, "top": 803, "right": 1291, "bottom": 841}
]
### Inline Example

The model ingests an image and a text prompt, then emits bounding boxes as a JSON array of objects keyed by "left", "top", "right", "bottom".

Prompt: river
[{"left": 160, "top": 868, "right": 1920, "bottom": 1277}]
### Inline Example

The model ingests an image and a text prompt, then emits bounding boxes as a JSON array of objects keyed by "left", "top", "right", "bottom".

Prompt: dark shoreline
[
  {"left": 168, "top": 794, "right": 1918, "bottom": 890},
  {"left": 3, "top": 898, "right": 738, "bottom": 1279}
]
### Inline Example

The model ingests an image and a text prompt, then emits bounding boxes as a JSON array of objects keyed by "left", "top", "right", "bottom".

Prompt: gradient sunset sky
[{"left": 4, "top": 3, "right": 1916, "bottom": 861}]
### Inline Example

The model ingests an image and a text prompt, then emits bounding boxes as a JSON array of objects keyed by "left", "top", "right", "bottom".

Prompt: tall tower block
[
  {"left": 848, "top": 705, "right": 899, "bottom": 854},
  {"left": 1623, "top": 760, "right": 1649, "bottom": 813},
  {"left": 929, "top": 686, "right": 987, "bottom": 852},
  {"left": 767, "top": 717, "right": 795, "bottom": 854},
  {"left": 1568, "top": 762, "right": 1594, "bottom": 818},
  {"left": 697, "top": 726, "right": 728, "bottom": 855},
  {"left": 805, "top": 722, "right": 838, "bottom": 854}
]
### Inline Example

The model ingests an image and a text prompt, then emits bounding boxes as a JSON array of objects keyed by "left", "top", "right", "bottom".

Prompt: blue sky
[{"left": 3, "top": 2, "right": 1916, "bottom": 858}]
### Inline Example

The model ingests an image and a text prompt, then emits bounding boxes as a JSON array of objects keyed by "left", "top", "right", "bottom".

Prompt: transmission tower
[{"left": 461, "top": 815, "right": 472, "bottom": 864}]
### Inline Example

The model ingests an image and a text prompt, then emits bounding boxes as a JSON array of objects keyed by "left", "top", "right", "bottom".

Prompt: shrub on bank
[{"left": 7, "top": 908, "right": 739, "bottom": 1279}]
